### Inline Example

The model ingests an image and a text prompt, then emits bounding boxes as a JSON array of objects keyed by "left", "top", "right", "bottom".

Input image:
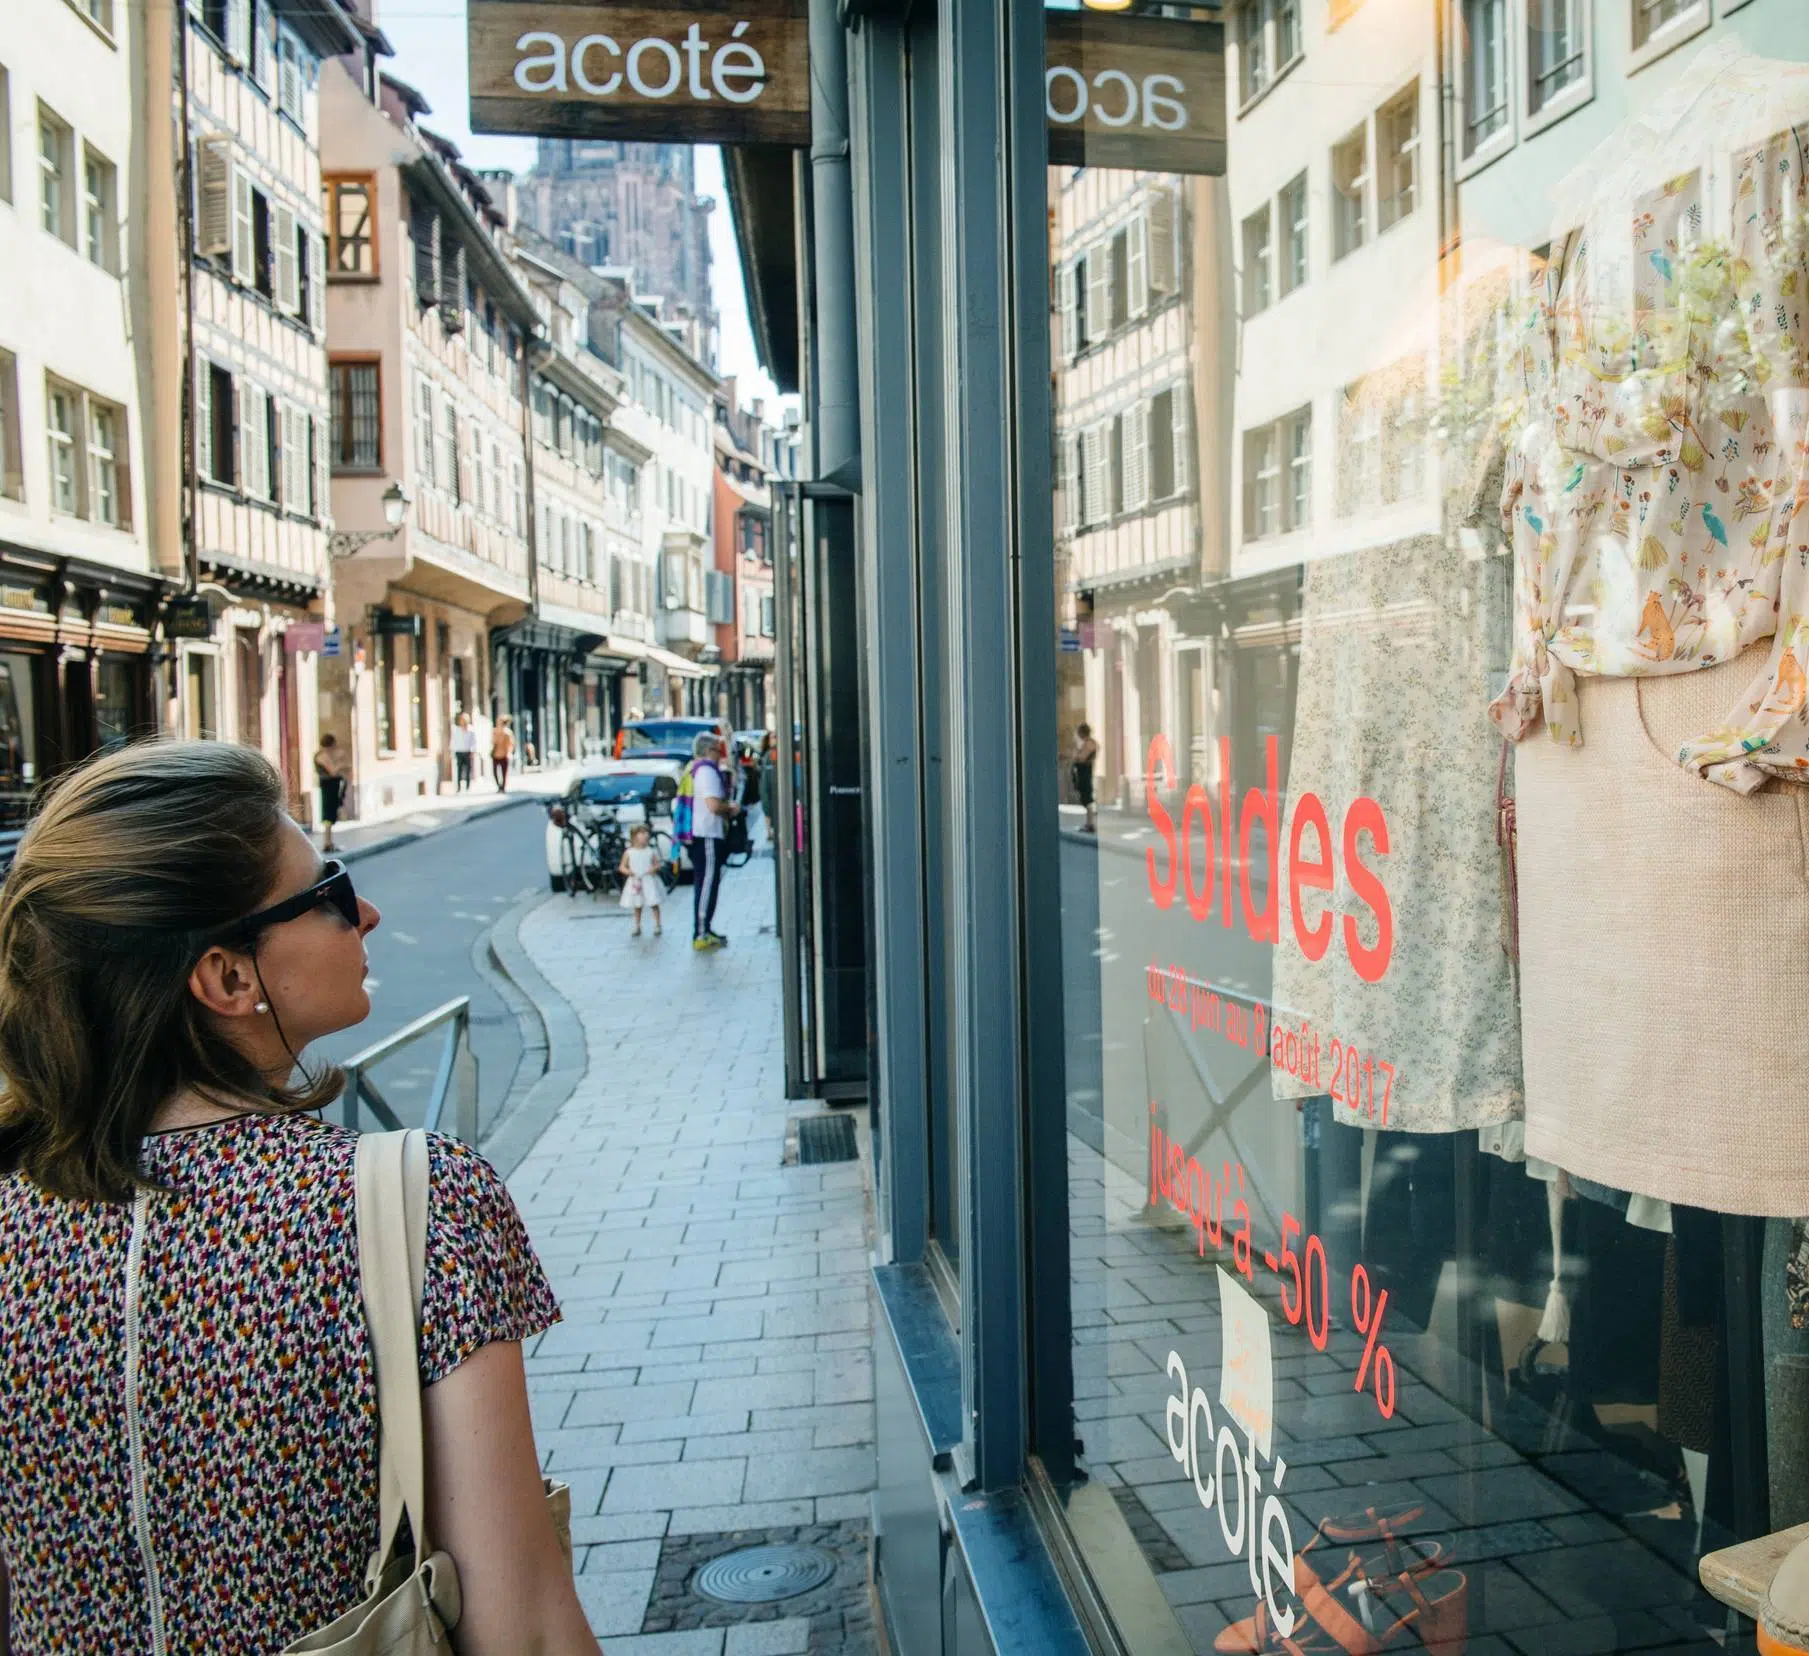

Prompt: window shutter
[
  {"left": 308, "top": 232, "right": 326, "bottom": 334},
  {"left": 1171, "top": 384, "right": 1192, "bottom": 495},
  {"left": 236, "top": 383, "right": 255, "bottom": 497},
  {"left": 278, "top": 38, "right": 303, "bottom": 121},
  {"left": 1149, "top": 190, "right": 1179, "bottom": 296},
  {"left": 438, "top": 239, "right": 465, "bottom": 327},
  {"left": 226, "top": 0, "right": 251, "bottom": 64},
  {"left": 196, "top": 137, "right": 232, "bottom": 257},
  {"left": 196, "top": 362, "right": 213, "bottom": 480},
  {"left": 273, "top": 204, "right": 298, "bottom": 314},
  {"left": 1058, "top": 263, "right": 1078, "bottom": 361},
  {"left": 1128, "top": 214, "right": 1150, "bottom": 317},
  {"left": 1085, "top": 249, "right": 1109, "bottom": 343},
  {"left": 310, "top": 414, "right": 325, "bottom": 519},
  {"left": 1085, "top": 426, "right": 1109, "bottom": 525},
  {"left": 231, "top": 166, "right": 254, "bottom": 285},
  {"left": 1123, "top": 403, "right": 1149, "bottom": 513},
  {"left": 411, "top": 200, "right": 438, "bottom": 309}
]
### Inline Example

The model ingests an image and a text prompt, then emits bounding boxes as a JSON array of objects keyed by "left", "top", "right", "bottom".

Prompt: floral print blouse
[
  {"left": 0, "top": 1113, "right": 559, "bottom": 1655},
  {"left": 1487, "top": 90, "right": 1809, "bottom": 793}
]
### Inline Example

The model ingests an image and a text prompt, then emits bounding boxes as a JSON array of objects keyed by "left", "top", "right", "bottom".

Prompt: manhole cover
[
  {"left": 692, "top": 1544, "right": 838, "bottom": 1605},
  {"left": 795, "top": 1114, "right": 859, "bottom": 1165}
]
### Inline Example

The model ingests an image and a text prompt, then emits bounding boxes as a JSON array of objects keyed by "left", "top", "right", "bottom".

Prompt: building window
[
  {"left": 761, "top": 594, "right": 775, "bottom": 637},
  {"left": 45, "top": 383, "right": 79, "bottom": 515},
  {"left": 1279, "top": 172, "right": 1309, "bottom": 295},
  {"left": 441, "top": 398, "right": 461, "bottom": 505},
  {"left": 83, "top": 0, "right": 116, "bottom": 31},
  {"left": 706, "top": 570, "right": 735, "bottom": 625},
  {"left": 1633, "top": 0, "right": 1703, "bottom": 52},
  {"left": 329, "top": 361, "right": 380, "bottom": 471},
  {"left": 1377, "top": 82, "right": 1420, "bottom": 233},
  {"left": 87, "top": 399, "right": 121, "bottom": 526},
  {"left": 38, "top": 105, "right": 73, "bottom": 246},
  {"left": 1237, "top": 0, "right": 1301, "bottom": 106},
  {"left": 0, "top": 66, "right": 13, "bottom": 206},
  {"left": 1338, "top": 360, "right": 1426, "bottom": 514},
  {"left": 408, "top": 634, "right": 426, "bottom": 751},
  {"left": 0, "top": 353, "right": 18, "bottom": 500},
  {"left": 198, "top": 360, "right": 236, "bottom": 486},
  {"left": 324, "top": 176, "right": 376, "bottom": 277},
  {"left": 1463, "top": 0, "right": 1511, "bottom": 157},
  {"left": 375, "top": 631, "right": 396, "bottom": 751},
  {"left": 1332, "top": 122, "right": 1369, "bottom": 260},
  {"left": 1243, "top": 407, "right": 1310, "bottom": 541},
  {"left": 1147, "top": 385, "right": 1190, "bottom": 503},
  {"left": 1241, "top": 205, "right": 1273, "bottom": 319},
  {"left": 83, "top": 147, "right": 118, "bottom": 273},
  {"left": 414, "top": 376, "right": 435, "bottom": 487},
  {"left": 1528, "top": 0, "right": 1586, "bottom": 115}
]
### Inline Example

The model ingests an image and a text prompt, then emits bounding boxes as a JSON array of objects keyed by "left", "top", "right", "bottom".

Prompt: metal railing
[{"left": 338, "top": 997, "right": 478, "bottom": 1141}]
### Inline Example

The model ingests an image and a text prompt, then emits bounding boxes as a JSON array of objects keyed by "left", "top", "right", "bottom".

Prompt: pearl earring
[{"left": 254, "top": 1001, "right": 269, "bottom": 1014}]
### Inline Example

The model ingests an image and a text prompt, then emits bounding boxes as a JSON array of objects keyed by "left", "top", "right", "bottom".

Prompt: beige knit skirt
[{"left": 1518, "top": 646, "right": 1809, "bottom": 1216}]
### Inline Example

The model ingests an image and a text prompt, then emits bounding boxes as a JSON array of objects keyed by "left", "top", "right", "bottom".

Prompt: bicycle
[{"left": 547, "top": 801, "right": 625, "bottom": 896}]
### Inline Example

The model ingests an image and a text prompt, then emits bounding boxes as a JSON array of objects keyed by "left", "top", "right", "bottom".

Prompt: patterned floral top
[
  {"left": 1487, "top": 70, "right": 1809, "bottom": 793},
  {"left": 0, "top": 1112, "right": 559, "bottom": 1654}
]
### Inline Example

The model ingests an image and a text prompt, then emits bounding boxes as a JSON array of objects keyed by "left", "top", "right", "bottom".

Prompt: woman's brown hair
[{"left": 0, "top": 740, "right": 342, "bottom": 1203}]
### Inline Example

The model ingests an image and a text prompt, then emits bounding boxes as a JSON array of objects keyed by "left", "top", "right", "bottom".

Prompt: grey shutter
[
  {"left": 1149, "top": 190, "right": 1179, "bottom": 295},
  {"left": 196, "top": 137, "right": 231, "bottom": 257},
  {"left": 1084, "top": 248, "right": 1109, "bottom": 342},
  {"left": 1128, "top": 214, "right": 1150, "bottom": 317},
  {"left": 1058, "top": 262, "right": 1078, "bottom": 361},
  {"left": 411, "top": 200, "right": 437, "bottom": 310},
  {"left": 308, "top": 231, "right": 326, "bottom": 334},
  {"left": 230, "top": 166, "right": 254, "bottom": 284},
  {"left": 438, "top": 239, "right": 465, "bottom": 328},
  {"left": 196, "top": 361, "right": 213, "bottom": 481},
  {"left": 273, "top": 203, "right": 298, "bottom": 314},
  {"left": 1123, "top": 402, "right": 1149, "bottom": 513}
]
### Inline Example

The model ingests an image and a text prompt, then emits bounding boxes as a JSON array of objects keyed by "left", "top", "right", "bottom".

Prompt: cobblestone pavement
[{"left": 504, "top": 854, "right": 878, "bottom": 1654}]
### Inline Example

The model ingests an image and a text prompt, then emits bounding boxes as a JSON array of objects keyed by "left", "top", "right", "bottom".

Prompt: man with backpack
[{"left": 677, "top": 732, "right": 741, "bottom": 950}]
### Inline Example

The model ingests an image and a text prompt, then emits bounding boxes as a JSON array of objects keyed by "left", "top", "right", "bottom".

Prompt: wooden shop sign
[
  {"left": 468, "top": 1, "right": 812, "bottom": 147},
  {"left": 469, "top": 3, "right": 1226, "bottom": 175}
]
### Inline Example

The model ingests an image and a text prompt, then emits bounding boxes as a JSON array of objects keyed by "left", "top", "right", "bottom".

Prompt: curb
[
  {"left": 337, "top": 792, "right": 541, "bottom": 867},
  {"left": 477, "top": 886, "right": 589, "bottom": 1180}
]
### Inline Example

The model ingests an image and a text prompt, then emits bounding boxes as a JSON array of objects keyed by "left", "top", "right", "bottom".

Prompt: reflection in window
[
  {"left": 1241, "top": 204, "right": 1272, "bottom": 317},
  {"left": 1243, "top": 408, "right": 1309, "bottom": 540},
  {"left": 1464, "top": 0, "right": 1511, "bottom": 155},
  {"left": 1529, "top": 0, "right": 1587, "bottom": 114},
  {"left": 1332, "top": 123, "right": 1369, "bottom": 259},
  {"left": 1337, "top": 359, "right": 1426, "bottom": 515},
  {"left": 1634, "top": 0, "right": 1699, "bottom": 50},
  {"left": 1280, "top": 172, "right": 1309, "bottom": 295},
  {"left": 1377, "top": 81, "right": 1420, "bottom": 231}
]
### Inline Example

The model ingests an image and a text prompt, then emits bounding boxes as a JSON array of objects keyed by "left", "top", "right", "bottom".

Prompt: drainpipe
[{"left": 809, "top": 0, "right": 860, "bottom": 491}]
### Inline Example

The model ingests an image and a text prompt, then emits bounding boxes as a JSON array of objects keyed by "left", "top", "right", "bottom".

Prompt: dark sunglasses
[{"left": 222, "top": 859, "right": 360, "bottom": 944}]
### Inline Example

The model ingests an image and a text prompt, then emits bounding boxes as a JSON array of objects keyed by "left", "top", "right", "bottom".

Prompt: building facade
[
  {"left": 159, "top": 0, "right": 358, "bottom": 817},
  {"left": 0, "top": 0, "right": 164, "bottom": 822},
  {"left": 711, "top": 382, "right": 774, "bottom": 731},
  {"left": 319, "top": 65, "right": 536, "bottom": 816},
  {"left": 584, "top": 277, "right": 720, "bottom": 717},
  {"left": 508, "top": 234, "right": 652, "bottom": 762}
]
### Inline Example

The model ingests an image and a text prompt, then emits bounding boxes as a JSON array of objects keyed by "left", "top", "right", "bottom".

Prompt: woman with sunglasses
[{"left": 0, "top": 741, "right": 599, "bottom": 1655}]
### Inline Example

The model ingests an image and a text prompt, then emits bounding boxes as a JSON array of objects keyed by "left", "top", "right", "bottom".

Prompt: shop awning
[
  {"left": 647, "top": 645, "right": 715, "bottom": 680},
  {"left": 591, "top": 634, "right": 650, "bottom": 664}
]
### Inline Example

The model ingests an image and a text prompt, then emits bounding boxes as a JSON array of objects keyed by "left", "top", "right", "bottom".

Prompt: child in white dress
[{"left": 618, "top": 823, "right": 666, "bottom": 937}]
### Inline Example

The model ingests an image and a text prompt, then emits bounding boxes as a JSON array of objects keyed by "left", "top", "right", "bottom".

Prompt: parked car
[
  {"left": 544, "top": 759, "right": 683, "bottom": 891},
  {"left": 616, "top": 717, "right": 723, "bottom": 761}
]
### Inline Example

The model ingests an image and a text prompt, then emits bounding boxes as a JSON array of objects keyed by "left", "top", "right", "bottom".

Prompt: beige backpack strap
[{"left": 354, "top": 1129, "right": 433, "bottom": 1572}]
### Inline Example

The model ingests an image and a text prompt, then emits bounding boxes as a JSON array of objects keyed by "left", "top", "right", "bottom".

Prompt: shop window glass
[
  {"left": 1038, "top": 14, "right": 1809, "bottom": 1656},
  {"left": 375, "top": 631, "right": 396, "bottom": 751},
  {"left": 0, "top": 654, "right": 37, "bottom": 826},
  {"left": 183, "top": 654, "right": 217, "bottom": 743},
  {"left": 94, "top": 658, "right": 135, "bottom": 752}
]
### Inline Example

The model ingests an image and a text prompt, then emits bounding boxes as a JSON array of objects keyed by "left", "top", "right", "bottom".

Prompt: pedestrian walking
[
  {"left": 451, "top": 710, "right": 477, "bottom": 792},
  {"left": 1071, "top": 722, "right": 1100, "bottom": 834},
  {"left": 758, "top": 731, "right": 778, "bottom": 845},
  {"left": 491, "top": 713, "right": 516, "bottom": 792},
  {"left": 0, "top": 741, "right": 595, "bottom": 1655},
  {"left": 314, "top": 731, "right": 348, "bottom": 853},
  {"left": 617, "top": 822, "right": 666, "bottom": 938},
  {"left": 684, "top": 732, "right": 740, "bottom": 950}
]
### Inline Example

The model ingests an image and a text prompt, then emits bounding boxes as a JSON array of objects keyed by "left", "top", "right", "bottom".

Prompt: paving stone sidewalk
[{"left": 504, "top": 855, "right": 878, "bottom": 1655}]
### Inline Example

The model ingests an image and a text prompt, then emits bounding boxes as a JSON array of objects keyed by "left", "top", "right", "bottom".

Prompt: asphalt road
[{"left": 314, "top": 801, "right": 550, "bottom": 1137}]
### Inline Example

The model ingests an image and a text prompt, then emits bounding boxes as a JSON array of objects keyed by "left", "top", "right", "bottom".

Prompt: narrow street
[{"left": 313, "top": 800, "right": 549, "bottom": 1138}]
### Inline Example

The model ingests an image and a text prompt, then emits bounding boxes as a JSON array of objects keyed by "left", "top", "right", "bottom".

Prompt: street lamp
[{"left": 328, "top": 482, "right": 412, "bottom": 559}]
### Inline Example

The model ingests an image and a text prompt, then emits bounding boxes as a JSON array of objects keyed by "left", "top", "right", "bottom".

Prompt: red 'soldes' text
[{"left": 1144, "top": 735, "right": 1394, "bottom": 983}]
